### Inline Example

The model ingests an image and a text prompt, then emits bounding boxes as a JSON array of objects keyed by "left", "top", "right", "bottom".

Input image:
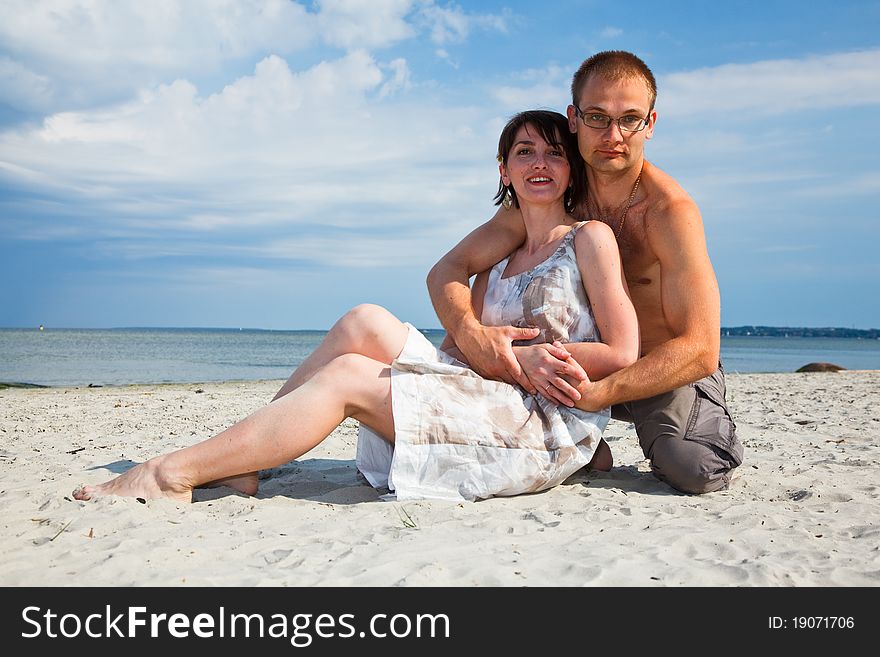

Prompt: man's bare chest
[
  {"left": 618, "top": 215, "right": 659, "bottom": 290},
  {"left": 621, "top": 242, "right": 657, "bottom": 281}
]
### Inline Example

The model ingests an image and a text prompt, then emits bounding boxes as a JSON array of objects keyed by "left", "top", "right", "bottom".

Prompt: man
[{"left": 426, "top": 50, "right": 743, "bottom": 494}]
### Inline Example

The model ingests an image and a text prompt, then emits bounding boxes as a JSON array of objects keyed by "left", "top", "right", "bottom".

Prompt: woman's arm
[
  {"left": 509, "top": 222, "right": 638, "bottom": 406},
  {"left": 512, "top": 223, "right": 637, "bottom": 406},
  {"left": 563, "top": 221, "right": 640, "bottom": 379}
]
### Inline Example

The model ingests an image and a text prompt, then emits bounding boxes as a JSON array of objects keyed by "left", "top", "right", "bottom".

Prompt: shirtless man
[{"left": 427, "top": 51, "right": 743, "bottom": 494}]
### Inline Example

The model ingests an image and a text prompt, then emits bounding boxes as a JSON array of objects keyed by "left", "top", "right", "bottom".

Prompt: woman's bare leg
[
  {"left": 204, "top": 305, "right": 408, "bottom": 493},
  {"left": 73, "top": 354, "right": 396, "bottom": 503},
  {"left": 587, "top": 438, "right": 613, "bottom": 471},
  {"left": 272, "top": 304, "right": 409, "bottom": 401}
]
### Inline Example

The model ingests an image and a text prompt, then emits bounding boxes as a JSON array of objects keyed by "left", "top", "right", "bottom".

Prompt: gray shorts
[{"left": 612, "top": 366, "right": 743, "bottom": 494}]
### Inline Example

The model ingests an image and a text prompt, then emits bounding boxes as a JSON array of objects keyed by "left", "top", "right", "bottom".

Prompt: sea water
[{"left": 1, "top": 328, "right": 879, "bottom": 387}]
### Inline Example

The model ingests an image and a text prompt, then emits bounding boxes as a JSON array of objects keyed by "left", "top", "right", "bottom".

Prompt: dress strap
[{"left": 558, "top": 221, "right": 588, "bottom": 247}]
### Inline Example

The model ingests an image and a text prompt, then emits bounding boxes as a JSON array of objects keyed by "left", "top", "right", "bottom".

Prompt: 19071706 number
[{"left": 769, "top": 617, "right": 854, "bottom": 630}]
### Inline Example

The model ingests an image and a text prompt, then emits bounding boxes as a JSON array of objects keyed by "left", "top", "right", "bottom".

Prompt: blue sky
[{"left": 1, "top": 0, "right": 878, "bottom": 330}]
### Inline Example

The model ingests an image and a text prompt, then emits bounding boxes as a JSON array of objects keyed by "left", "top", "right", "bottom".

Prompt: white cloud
[
  {"left": 661, "top": 49, "right": 880, "bottom": 117},
  {"left": 490, "top": 64, "right": 571, "bottom": 111},
  {"left": 600, "top": 27, "right": 623, "bottom": 39},
  {"left": 420, "top": 3, "right": 469, "bottom": 44},
  {"left": 12, "top": 51, "right": 386, "bottom": 177},
  {"left": 380, "top": 58, "right": 412, "bottom": 97},
  {"left": 791, "top": 171, "right": 880, "bottom": 199},
  {"left": 251, "top": 231, "right": 447, "bottom": 268},
  {"left": 416, "top": 1, "right": 509, "bottom": 44},
  {"left": 314, "top": 0, "right": 415, "bottom": 49},
  {"left": 754, "top": 245, "right": 817, "bottom": 254},
  {"left": 0, "top": 0, "right": 317, "bottom": 112},
  {"left": 0, "top": 0, "right": 511, "bottom": 115},
  {"left": 0, "top": 57, "right": 54, "bottom": 112},
  {"left": 0, "top": 0, "right": 314, "bottom": 63},
  {"left": 0, "top": 50, "right": 498, "bottom": 265}
]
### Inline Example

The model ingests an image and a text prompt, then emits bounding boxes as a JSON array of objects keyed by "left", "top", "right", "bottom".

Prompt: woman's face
[{"left": 501, "top": 124, "right": 571, "bottom": 210}]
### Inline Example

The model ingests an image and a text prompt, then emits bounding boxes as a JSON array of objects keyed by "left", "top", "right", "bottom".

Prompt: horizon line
[{"left": 2, "top": 324, "right": 879, "bottom": 333}]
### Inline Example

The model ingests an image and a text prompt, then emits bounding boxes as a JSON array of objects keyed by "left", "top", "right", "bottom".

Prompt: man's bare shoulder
[
  {"left": 642, "top": 161, "right": 702, "bottom": 230},
  {"left": 639, "top": 161, "right": 715, "bottom": 278},
  {"left": 643, "top": 161, "right": 697, "bottom": 211}
]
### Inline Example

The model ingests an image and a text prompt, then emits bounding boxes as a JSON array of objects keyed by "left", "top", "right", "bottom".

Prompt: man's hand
[
  {"left": 514, "top": 341, "right": 588, "bottom": 406},
  {"left": 455, "top": 324, "right": 541, "bottom": 391},
  {"left": 571, "top": 375, "right": 611, "bottom": 412}
]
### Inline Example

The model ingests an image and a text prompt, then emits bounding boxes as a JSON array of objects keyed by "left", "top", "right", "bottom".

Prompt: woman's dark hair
[{"left": 493, "top": 109, "right": 585, "bottom": 213}]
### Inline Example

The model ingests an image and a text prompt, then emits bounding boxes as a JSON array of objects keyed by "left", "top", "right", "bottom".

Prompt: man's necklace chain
[{"left": 590, "top": 172, "right": 642, "bottom": 239}]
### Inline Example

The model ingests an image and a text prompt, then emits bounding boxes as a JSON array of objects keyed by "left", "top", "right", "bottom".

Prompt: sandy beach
[{"left": 1, "top": 370, "right": 878, "bottom": 587}]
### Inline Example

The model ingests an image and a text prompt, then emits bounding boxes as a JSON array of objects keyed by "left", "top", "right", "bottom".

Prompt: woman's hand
[{"left": 514, "top": 342, "right": 588, "bottom": 406}]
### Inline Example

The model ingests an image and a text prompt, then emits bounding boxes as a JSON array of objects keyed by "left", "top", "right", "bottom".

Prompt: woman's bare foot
[
  {"left": 587, "top": 438, "right": 613, "bottom": 471},
  {"left": 201, "top": 471, "right": 259, "bottom": 496},
  {"left": 72, "top": 457, "right": 193, "bottom": 503}
]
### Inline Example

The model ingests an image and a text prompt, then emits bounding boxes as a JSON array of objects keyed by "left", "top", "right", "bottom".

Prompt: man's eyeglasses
[{"left": 574, "top": 107, "right": 650, "bottom": 133}]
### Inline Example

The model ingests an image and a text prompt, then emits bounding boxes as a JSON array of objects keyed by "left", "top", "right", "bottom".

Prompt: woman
[{"left": 73, "top": 110, "right": 638, "bottom": 504}]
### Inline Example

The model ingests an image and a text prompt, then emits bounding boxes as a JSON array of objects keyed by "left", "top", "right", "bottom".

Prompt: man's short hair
[{"left": 571, "top": 50, "right": 657, "bottom": 110}]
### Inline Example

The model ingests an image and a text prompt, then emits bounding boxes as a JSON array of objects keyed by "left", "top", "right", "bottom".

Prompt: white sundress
[{"left": 356, "top": 221, "right": 610, "bottom": 502}]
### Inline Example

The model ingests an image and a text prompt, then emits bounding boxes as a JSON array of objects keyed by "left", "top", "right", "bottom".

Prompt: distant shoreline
[
  {"left": 722, "top": 326, "right": 879, "bottom": 339},
  {"left": 3, "top": 325, "right": 879, "bottom": 338}
]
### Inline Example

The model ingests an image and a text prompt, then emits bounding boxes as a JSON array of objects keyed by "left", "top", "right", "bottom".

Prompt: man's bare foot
[
  {"left": 201, "top": 471, "right": 259, "bottom": 496},
  {"left": 587, "top": 438, "right": 613, "bottom": 471},
  {"left": 72, "top": 457, "right": 193, "bottom": 503}
]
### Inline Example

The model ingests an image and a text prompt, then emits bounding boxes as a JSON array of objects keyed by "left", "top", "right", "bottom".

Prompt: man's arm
[
  {"left": 437, "top": 269, "right": 491, "bottom": 364},
  {"left": 440, "top": 267, "right": 588, "bottom": 401},
  {"left": 574, "top": 198, "right": 721, "bottom": 411},
  {"left": 427, "top": 206, "right": 544, "bottom": 390}
]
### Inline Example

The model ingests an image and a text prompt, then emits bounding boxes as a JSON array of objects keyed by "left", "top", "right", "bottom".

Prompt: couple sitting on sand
[{"left": 74, "top": 51, "right": 743, "bottom": 505}]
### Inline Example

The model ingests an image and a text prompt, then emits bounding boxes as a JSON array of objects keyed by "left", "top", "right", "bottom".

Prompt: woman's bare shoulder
[{"left": 573, "top": 219, "right": 616, "bottom": 251}]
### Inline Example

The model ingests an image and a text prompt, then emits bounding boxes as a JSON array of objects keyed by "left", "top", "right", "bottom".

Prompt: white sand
[{"left": 1, "top": 371, "right": 878, "bottom": 586}]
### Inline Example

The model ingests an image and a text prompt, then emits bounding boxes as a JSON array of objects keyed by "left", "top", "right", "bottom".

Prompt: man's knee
[
  {"left": 648, "top": 436, "right": 736, "bottom": 495},
  {"left": 634, "top": 370, "right": 743, "bottom": 495}
]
